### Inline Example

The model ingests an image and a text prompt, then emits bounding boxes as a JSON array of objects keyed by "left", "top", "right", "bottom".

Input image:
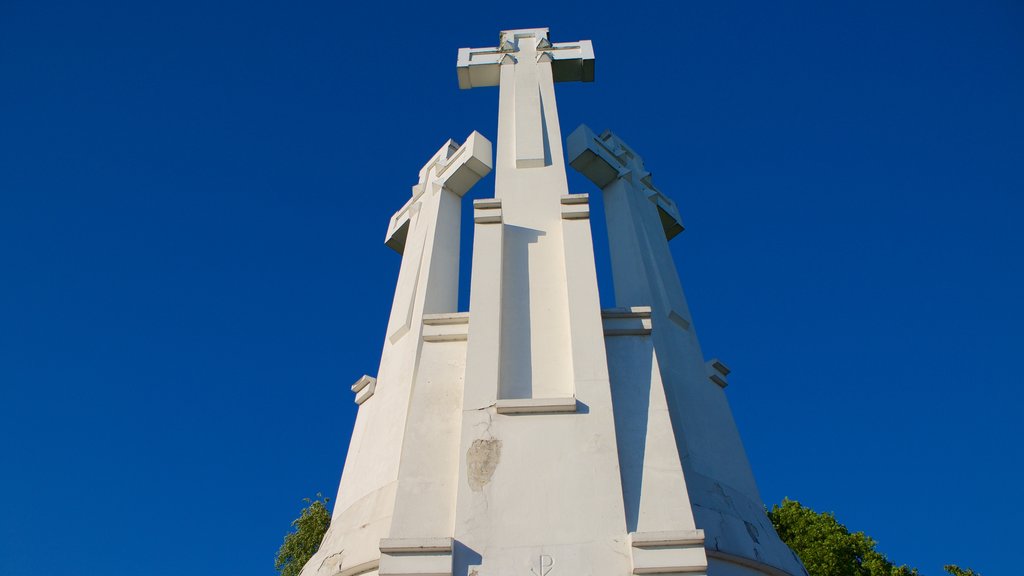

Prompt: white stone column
[
  {"left": 452, "top": 29, "right": 632, "bottom": 576},
  {"left": 304, "top": 133, "right": 492, "bottom": 576},
  {"left": 458, "top": 28, "right": 597, "bottom": 403},
  {"left": 569, "top": 125, "right": 806, "bottom": 576},
  {"left": 380, "top": 134, "right": 493, "bottom": 576}
]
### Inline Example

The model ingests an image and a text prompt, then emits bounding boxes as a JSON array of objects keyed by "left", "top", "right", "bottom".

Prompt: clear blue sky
[{"left": 1, "top": 1, "right": 1020, "bottom": 575}]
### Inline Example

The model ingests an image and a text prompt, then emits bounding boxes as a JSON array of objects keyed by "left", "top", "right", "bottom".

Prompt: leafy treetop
[
  {"left": 768, "top": 499, "right": 977, "bottom": 576},
  {"left": 276, "top": 493, "right": 331, "bottom": 576}
]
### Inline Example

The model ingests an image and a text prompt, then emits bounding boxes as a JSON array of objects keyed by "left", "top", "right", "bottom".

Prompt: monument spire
[
  {"left": 457, "top": 27, "right": 601, "bottom": 405},
  {"left": 300, "top": 27, "right": 808, "bottom": 576},
  {"left": 458, "top": 27, "right": 593, "bottom": 169}
]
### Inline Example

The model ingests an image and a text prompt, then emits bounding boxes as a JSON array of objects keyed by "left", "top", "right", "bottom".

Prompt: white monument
[{"left": 301, "top": 28, "right": 807, "bottom": 576}]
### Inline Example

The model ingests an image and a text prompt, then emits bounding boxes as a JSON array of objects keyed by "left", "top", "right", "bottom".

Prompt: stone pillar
[
  {"left": 569, "top": 124, "right": 807, "bottom": 576},
  {"left": 303, "top": 133, "right": 492, "bottom": 576},
  {"left": 452, "top": 28, "right": 632, "bottom": 576}
]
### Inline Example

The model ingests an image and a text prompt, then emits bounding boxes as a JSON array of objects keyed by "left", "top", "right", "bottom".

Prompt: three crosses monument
[{"left": 300, "top": 27, "right": 807, "bottom": 576}]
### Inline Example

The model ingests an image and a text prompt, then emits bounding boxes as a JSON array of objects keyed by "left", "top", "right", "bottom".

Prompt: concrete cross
[
  {"left": 458, "top": 28, "right": 593, "bottom": 168},
  {"left": 383, "top": 131, "right": 492, "bottom": 342},
  {"left": 568, "top": 124, "right": 690, "bottom": 316},
  {"left": 456, "top": 29, "right": 600, "bottom": 407}
]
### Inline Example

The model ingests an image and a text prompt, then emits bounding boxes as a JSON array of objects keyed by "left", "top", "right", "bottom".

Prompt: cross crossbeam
[
  {"left": 457, "top": 28, "right": 594, "bottom": 90},
  {"left": 385, "top": 131, "right": 492, "bottom": 254},
  {"left": 458, "top": 28, "right": 593, "bottom": 169}
]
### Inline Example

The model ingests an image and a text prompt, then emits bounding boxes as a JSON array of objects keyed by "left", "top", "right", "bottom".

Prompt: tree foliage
[
  {"left": 942, "top": 567, "right": 979, "bottom": 576},
  {"left": 768, "top": 499, "right": 977, "bottom": 576},
  {"left": 276, "top": 493, "right": 331, "bottom": 576}
]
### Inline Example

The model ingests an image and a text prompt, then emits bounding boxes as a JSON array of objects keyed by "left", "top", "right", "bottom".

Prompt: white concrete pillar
[
  {"left": 452, "top": 28, "right": 631, "bottom": 576},
  {"left": 569, "top": 124, "right": 806, "bottom": 576}
]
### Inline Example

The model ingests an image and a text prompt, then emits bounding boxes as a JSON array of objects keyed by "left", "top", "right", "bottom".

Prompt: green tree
[
  {"left": 942, "top": 567, "right": 979, "bottom": 576},
  {"left": 768, "top": 499, "right": 977, "bottom": 576},
  {"left": 276, "top": 493, "right": 331, "bottom": 576}
]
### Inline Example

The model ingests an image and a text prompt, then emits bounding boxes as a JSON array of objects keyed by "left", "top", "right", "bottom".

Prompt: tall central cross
[
  {"left": 456, "top": 28, "right": 602, "bottom": 405},
  {"left": 458, "top": 28, "right": 593, "bottom": 169}
]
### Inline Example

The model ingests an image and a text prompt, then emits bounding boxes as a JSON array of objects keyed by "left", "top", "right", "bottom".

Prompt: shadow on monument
[
  {"left": 499, "top": 225, "right": 545, "bottom": 400},
  {"left": 452, "top": 540, "right": 483, "bottom": 576},
  {"left": 608, "top": 336, "right": 655, "bottom": 533},
  {"left": 539, "top": 96, "right": 552, "bottom": 167}
]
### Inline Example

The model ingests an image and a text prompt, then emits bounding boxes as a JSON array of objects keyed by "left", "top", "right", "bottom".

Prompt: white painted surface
[
  {"left": 452, "top": 27, "right": 631, "bottom": 576},
  {"left": 304, "top": 28, "right": 805, "bottom": 576}
]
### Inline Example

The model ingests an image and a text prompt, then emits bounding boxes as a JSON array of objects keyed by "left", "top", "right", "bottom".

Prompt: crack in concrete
[{"left": 316, "top": 550, "right": 344, "bottom": 576}]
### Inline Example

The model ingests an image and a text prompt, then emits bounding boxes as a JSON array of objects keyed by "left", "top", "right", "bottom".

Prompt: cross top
[
  {"left": 497, "top": 28, "right": 552, "bottom": 53},
  {"left": 457, "top": 28, "right": 594, "bottom": 89},
  {"left": 568, "top": 125, "right": 685, "bottom": 239},
  {"left": 385, "top": 132, "right": 492, "bottom": 254},
  {"left": 458, "top": 28, "right": 594, "bottom": 169},
  {"left": 413, "top": 138, "right": 463, "bottom": 193},
  {"left": 408, "top": 131, "right": 492, "bottom": 198},
  {"left": 420, "top": 140, "right": 460, "bottom": 179},
  {"left": 600, "top": 132, "right": 648, "bottom": 176}
]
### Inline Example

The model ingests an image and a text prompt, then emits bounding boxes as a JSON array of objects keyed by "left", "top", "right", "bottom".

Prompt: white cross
[
  {"left": 458, "top": 28, "right": 593, "bottom": 169},
  {"left": 383, "top": 132, "right": 492, "bottom": 342},
  {"left": 568, "top": 124, "right": 690, "bottom": 313}
]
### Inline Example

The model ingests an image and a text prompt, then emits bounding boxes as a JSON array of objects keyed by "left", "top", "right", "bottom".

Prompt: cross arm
[
  {"left": 384, "top": 201, "right": 416, "bottom": 255},
  {"left": 456, "top": 40, "right": 594, "bottom": 89},
  {"left": 567, "top": 124, "right": 684, "bottom": 240},
  {"left": 384, "top": 131, "right": 493, "bottom": 254},
  {"left": 437, "top": 130, "right": 493, "bottom": 196},
  {"left": 568, "top": 124, "right": 623, "bottom": 188}
]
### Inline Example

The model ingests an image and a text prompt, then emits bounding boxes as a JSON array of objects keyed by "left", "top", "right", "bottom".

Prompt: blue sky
[{"left": 1, "top": 1, "right": 1021, "bottom": 575}]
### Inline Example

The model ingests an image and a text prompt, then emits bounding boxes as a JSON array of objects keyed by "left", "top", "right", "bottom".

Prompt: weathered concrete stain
[
  {"left": 744, "top": 520, "right": 760, "bottom": 544},
  {"left": 467, "top": 438, "right": 502, "bottom": 491}
]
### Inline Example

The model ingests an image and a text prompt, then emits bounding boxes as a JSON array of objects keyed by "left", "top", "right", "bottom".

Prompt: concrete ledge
[
  {"left": 629, "top": 530, "right": 708, "bottom": 575},
  {"left": 602, "top": 306, "right": 653, "bottom": 318},
  {"left": 351, "top": 375, "right": 376, "bottom": 405},
  {"left": 560, "top": 193, "right": 589, "bottom": 204},
  {"left": 474, "top": 209, "right": 502, "bottom": 224},
  {"left": 631, "top": 529, "right": 705, "bottom": 547},
  {"left": 495, "top": 397, "right": 577, "bottom": 414},
  {"left": 379, "top": 537, "right": 454, "bottom": 576},
  {"left": 602, "top": 307, "right": 653, "bottom": 336},
  {"left": 561, "top": 205, "right": 590, "bottom": 219},
  {"left": 473, "top": 198, "right": 503, "bottom": 224},
  {"left": 705, "top": 359, "right": 730, "bottom": 388},
  {"left": 668, "top": 310, "right": 692, "bottom": 331},
  {"left": 422, "top": 313, "right": 470, "bottom": 342},
  {"left": 560, "top": 193, "right": 591, "bottom": 219},
  {"left": 422, "top": 313, "right": 470, "bottom": 325},
  {"left": 379, "top": 537, "right": 453, "bottom": 553},
  {"left": 631, "top": 548, "right": 707, "bottom": 575},
  {"left": 473, "top": 198, "right": 502, "bottom": 209},
  {"left": 710, "top": 359, "right": 730, "bottom": 376}
]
